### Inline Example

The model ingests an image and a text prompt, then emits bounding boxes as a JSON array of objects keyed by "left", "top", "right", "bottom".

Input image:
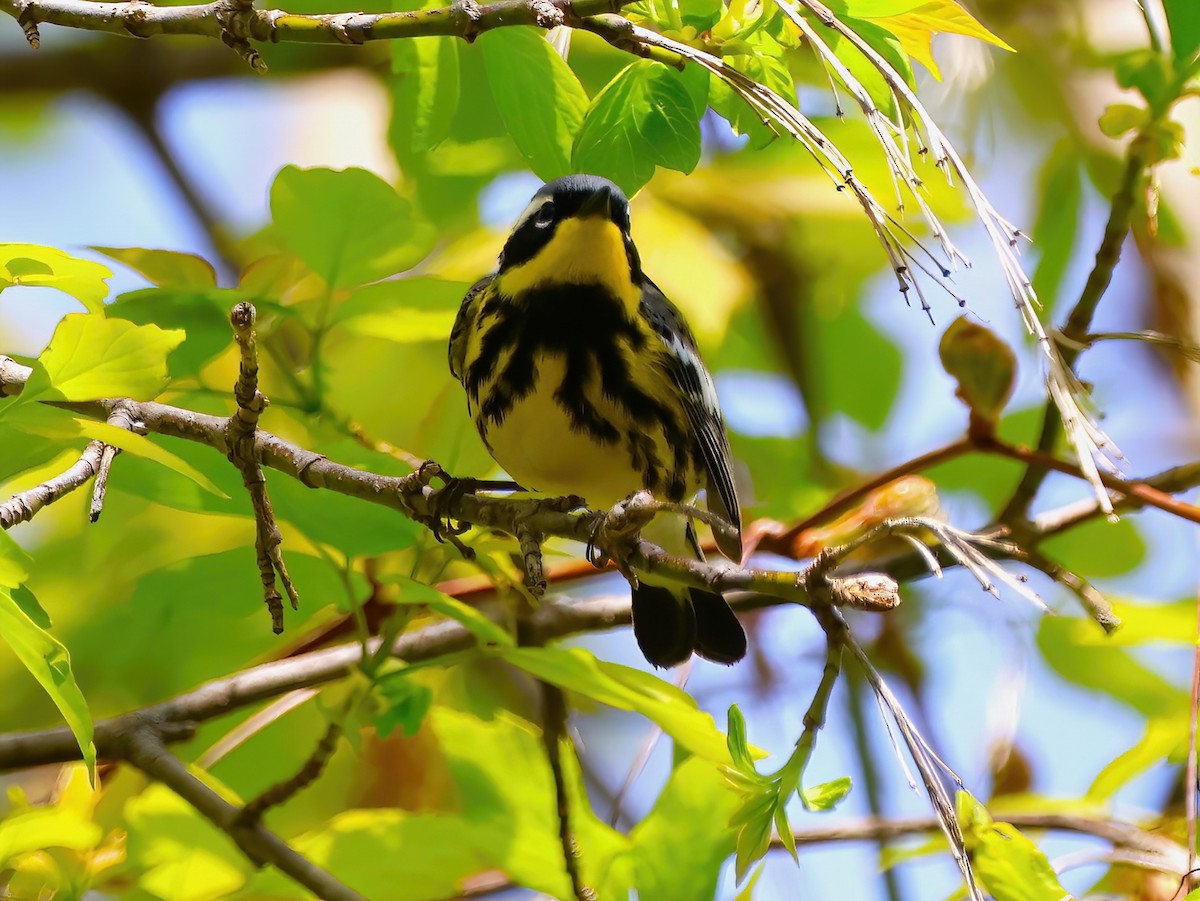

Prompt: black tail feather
[
  {"left": 631, "top": 583, "right": 695, "bottom": 669},
  {"left": 691, "top": 589, "right": 746, "bottom": 665}
]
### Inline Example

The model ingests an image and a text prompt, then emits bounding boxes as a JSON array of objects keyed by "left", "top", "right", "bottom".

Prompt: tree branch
[
  {"left": 1000, "top": 145, "right": 1148, "bottom": 521},
  {"left": 0, "top": 439, "right": 105, "bottom": 529},
  {"left": 121, "top": 727, "right": 367, "bottom": 901},
  {"left": 0, "top": 0, "right": 634, "bottom": 62}
]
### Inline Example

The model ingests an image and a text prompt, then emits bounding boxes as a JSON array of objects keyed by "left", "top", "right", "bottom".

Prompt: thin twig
[
  {"left": 0, "top": 440, "right": 105, "bottom": 529},
  {"left": 239, "top": 708, "right": 345, "bottom": 823},
  {"left": 539, "top": 681, "right": 591, "bottom": 901},
  {"left": 982, "top": 434, "right": 1200, "bottom": 527},
  {"left": 227, "top": 301, "right": 299, "bottom": 632},
  {"left": 89, "top": 405, "right": 136, "bottom": 523},
  {"left": 1000, "top": 147, "right": 1148, "bottom": 522},
  {"left": 1189, "top": 579, "right": 1200, "bottom": 893},
  {"left": 122, "top": 728, "right": 367, "bottom": 901}
]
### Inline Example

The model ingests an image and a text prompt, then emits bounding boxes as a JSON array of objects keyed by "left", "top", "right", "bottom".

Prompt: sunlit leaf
[
  {"left": 4, "top": 404, "right": 225, "bottom": 497},
  {"left": 800, "top": 776, "right": 853, "bottom": 811},
  {"left": 270, "top": 166, "right": 436, "bottom": 289},
  {"left": 125, "top": 782, "right": 249, "bottom": 901},
  {"left": 0, "top": 244, "right": 111, "bottom": 313},
  {"left": 106, "top": 287, "right": 236, "bottom": 378},
  {"left": 479, "top": 27, "right": 590, "bottom": 181},
  {"left": 384, "top": 574, "right": 514, "bottom": 647},
  {"left": 332, "top": 278, "right": 468, "bottom": 344},
  {"left": 854, "top": 0, "right": 1015, "bottom": 80},
  {"left": 0, "top": 528, "right": 33, "bottom": 589},
  {"left": 0, "top": 584, "right": 95, "bottom": 783},
  {"left": 90, "top": 246, "right": 218, "bottom": 289},
  {"left": 1038, "top": 614, "right": 1186, "bottom": 718},
  {"left": 499, "top": 646, "right": 733, "bottom": 764},
  {"left": 391, "top": 36, "right": 460, "bottom": 152},
  {"left": 573, "top": 61, "right": 707, "bottom": 195},
  {"left": 1089, "top": 715, "right": 1186, "bottom": 798},
  {"left": 18, "top": 313, "right": 183, "bottom": 402},
  {"left": 0, "top": 805, "right": 103, "bottom": 867}
]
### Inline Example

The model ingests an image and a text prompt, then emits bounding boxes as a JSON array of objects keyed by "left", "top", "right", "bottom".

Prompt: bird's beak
[{"left": 579, "top": 190, "right": 611, "bottom": 219}]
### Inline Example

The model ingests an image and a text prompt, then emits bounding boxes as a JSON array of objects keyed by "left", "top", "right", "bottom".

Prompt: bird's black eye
[{"left": 533, "top": 201, "right": 555, "bottom": 228}]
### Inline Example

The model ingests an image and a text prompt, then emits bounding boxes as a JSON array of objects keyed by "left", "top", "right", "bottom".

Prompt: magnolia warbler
[{"left": 449, "top": 175, "right": 746, "bottom": 668}]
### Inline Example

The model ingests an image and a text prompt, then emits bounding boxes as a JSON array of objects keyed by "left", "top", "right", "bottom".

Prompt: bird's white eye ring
[{"left": 533, "top": 201, "right": 555, "bottom": 228}]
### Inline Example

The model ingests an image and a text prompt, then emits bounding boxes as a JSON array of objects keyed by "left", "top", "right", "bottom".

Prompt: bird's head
[{"left": 496, "top": 175, "right": 642, "bottom": 297}]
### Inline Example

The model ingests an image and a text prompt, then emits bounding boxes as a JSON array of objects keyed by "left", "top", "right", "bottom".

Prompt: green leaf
[
  {"left": 391, "top": 36, "right": 460, "bottom": 152},
  {"left": 499, "top": 646, "right": 733, "bottom": 764},
  {"left": 624, "top": 758, "right": 740, "bottom": 898},
  {"left": 384, "top": 574, "right": 514, "bottom": 647},
  {"left": 479, "top": 27, "right": 590, "bottom": 181},
  {"left": 1164, "top": 0, "right": 1200, "bottom": 67},
  {"left": 1031, "top": 142, "right": 1082, "bottom": 306},
  {"left": 831, "top": 16, "right": 915, "bottom": 118},
  {"left": 250, "top": 708, "right": 612, "bottom": 900},
  {"left": 372, "top": 676, "right": 434, "bottom": 738},
  {"left": 0, "top": 805, "right": 103, "bottom": 867},
  {"left": 968, "top": 803, "right": 1073, "bottom": 901},
  {"left": 1089, "top": 715, "right": 1186, "bottom": 798},
  {"left": 0, "top": 584, "right": 95, "bottom": 783},
  {"left": 800, "top": 775, "right": 853, "bottom": 811},
  {"left": 269, "top": 166, "right": 436, "bottom": 289},
  {"left": 90, "top": 246, "right": 218, "bottom": 289},
  {"left": 573, "top": 60, "right": 706, "bottom": 196},
  {"left": 106, "top": 288, "right": 236, "bottom": 379},
  {"left": 938, "top": 316, "right": 1017, "bottom": 424},
  {"left": 4, "top": 404, "right": 225, "bottom": 498},
  {"left": 19, "top": 313, "right": 184, "bottom": 402},
  {"left": 816, "top": 303, "right": 902, "bottom": 430},
  {"left": 125, "top": 782, "right": 249, "bottom": 901},
  {"left": 726, "top": 704, "right": 757, "bottom": 774},
  {"left": 1040, "top": 516, "right": 1145, "bottom": 579},
  {"left": 1114, "top": 49, "right": 1175, "bottom": 109},
  {"left": 733, "top": 795, "right": 773, "bottom": 883},
  {"left": 0, "top": 528, "right": 33, "bottom": 589},
  {"left": 1038, "top": 614, "right": 1186, "bottom": 718},
  {"left": 0, "top": 244, "right": 111, "bottom": 313},
  {"left": 851, "top": 0, "right": 1014, "bottom": 79},
  {"left": 332, "top": 278, "right": 468, "bottom": 344},
  {"left": 1098, "top": 102, "right": 1149, "bottom": 138},
  {"left": 709, "top": 52, "right": 793, "bottom": 149}
]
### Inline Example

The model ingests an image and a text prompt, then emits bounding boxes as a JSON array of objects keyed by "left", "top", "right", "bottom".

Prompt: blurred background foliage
[{"left": 1, "top": 0, "right": 1199, "bottom": 898}]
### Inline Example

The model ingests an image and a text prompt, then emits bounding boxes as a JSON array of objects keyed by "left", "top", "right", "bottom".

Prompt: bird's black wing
[
  {"left": 640, "top": 279, "right": 742, "bottom": 561},
  {"left": 449, "top": 274, "right": 494, "bottom": 382}
]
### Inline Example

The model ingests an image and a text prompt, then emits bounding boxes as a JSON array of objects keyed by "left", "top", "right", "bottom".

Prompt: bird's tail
[{"left": 631, "top": 582, "right": 746, "bottom": 668}]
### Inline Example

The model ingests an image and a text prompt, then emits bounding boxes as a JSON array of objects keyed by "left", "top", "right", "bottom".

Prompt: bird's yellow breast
[{"left": 475, "top": 353, "right": 654, "bottom": 508}]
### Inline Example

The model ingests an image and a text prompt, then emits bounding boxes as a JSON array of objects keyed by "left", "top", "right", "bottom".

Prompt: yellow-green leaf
[
  {"left": 5, "top": 404, "right": 225, "bottom": 498},
  {"left": 90, "top": 246, "right": 218, "bottom": 289},
  {"left": 385, "top": 574, "right": 514, "bottom": 647},
  {"left": 862, "top": 0, "right": 1014, "bottom": 80},
  {"left": 0, "top": 585, "right": 96, "bottom": 784},
  {"left": 22, "top": 313, "right": 184, "bottom": 402},
  {"left": 499, "top": 646, "right": 733, "bottom": 764},
  {"left": 0, "top": 244, "right": 111, "bottom": 313}
]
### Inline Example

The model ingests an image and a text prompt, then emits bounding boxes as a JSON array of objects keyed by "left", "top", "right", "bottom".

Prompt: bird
[{"left": 448, "top": 174, "right": 746, "bottom": 668}]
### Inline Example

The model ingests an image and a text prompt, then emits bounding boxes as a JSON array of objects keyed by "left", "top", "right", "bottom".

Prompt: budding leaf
[{"left": 938, "top": 316, "right": 1016, "bottom": 425}]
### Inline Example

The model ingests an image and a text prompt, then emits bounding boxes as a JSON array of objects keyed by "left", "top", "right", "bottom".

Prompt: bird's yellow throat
[{"left": 496, "top": 215, "right": 640, "bottom": 310}]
